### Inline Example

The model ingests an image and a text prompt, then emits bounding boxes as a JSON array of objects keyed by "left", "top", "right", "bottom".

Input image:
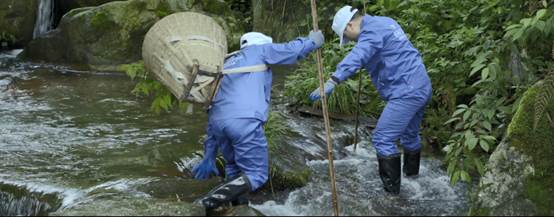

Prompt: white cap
[
  {"left": 240, "top": 32, "right": 273, "bottom": 48},
  {"left": 332, "top": 5, "right": 358, "bottom": 46}
]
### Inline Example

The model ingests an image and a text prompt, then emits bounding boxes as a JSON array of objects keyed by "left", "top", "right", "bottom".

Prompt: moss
[
  {"left": 153, "top": 1, "right": 172, "bottom": 18},
  {"left": 90, "top": 10, "right": 113, "bottom": 30},
  {"left": 268, "top": 165, "right": 311, "bottom": 190},
  {"left": 0, "top": 32, "right": 16, "bottom": 44},
  {"left": 469, "top": 205, "right": 491, "bottom": 216},
  {"left": 506, "top": 81, "right": 554, "bottom": 215},
  {"left": 201, "top": 0, "right": 228, "bottom": 15}
]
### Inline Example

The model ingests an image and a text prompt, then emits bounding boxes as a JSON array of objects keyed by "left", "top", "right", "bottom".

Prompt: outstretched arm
[{"left": 261, "top": 31, "right": 323, "bottom": 65}]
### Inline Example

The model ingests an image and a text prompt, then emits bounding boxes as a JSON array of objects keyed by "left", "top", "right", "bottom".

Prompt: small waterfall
[
  {"left": 0, "top": 182, "right": 62, "bottom": 216},
  {"left": 33, "top": 0, "right": 55, "bottom": 38}
]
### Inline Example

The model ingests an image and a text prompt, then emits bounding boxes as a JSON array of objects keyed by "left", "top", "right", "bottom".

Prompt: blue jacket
[
  {"left": 208, "top": 38, "right": 317, "bottom": 122},
  {"left": 332, "top": 15, "right": 431, "bottom": 100}
]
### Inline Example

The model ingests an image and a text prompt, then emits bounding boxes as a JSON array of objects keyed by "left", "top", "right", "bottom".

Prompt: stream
[{"left": 0, "top": 50, "right": 469, "bottom": 216}]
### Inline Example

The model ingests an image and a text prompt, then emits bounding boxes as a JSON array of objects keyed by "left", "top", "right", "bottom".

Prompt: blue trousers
[
  {"left": 372, "top": 92, "right": 431, "bottom": 157},
  {"left": 206, "top": 118, "right": 269, "bottom": 191}
]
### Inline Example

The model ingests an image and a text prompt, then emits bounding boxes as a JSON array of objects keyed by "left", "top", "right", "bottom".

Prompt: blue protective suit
[
  {"left": 331, "top": 15, "right": 432, "bottom": 157},
  {"left": 202, "top": 37, "right": 317, "bottom": 191}
]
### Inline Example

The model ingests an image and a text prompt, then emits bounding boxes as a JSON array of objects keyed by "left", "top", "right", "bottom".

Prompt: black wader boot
[
  {"left": 198, "top": 174, "right": 251, "bottom": 211},
  {"left": 403, "top": 150, "right": 421, "bottom": 177},
  {"left": 378, "top": 154, "right": 401, "bottom": 195}
]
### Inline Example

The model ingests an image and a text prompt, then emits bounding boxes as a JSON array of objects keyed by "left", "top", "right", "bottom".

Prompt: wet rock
[
  {"left": 50, "top": 195, "right": 205, "bottom": 216},
  {"left": 0, "top": 0, "right": 39, "bottom": 48},
  {"left": 53, "top": 1, "right": 124, "bottom": 28},
  {"left": 20, "top": 0, "right": 245, "bottom": 71},
  {"left": 472, "top": 80, "right": 554, "bottom": 215},
  {"left": 136, "top": 177, "right": 220, "bottom": 202}
]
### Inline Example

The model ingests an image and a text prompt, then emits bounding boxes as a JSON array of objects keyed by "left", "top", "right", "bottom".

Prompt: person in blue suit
[
  {"left": 192, "top": 30, "right": 324, "bottom": 210},
  {"left": 309, "top": 6, "right": 432, "bottom": 195}
]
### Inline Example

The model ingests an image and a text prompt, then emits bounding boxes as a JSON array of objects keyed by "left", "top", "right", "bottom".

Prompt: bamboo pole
[
  {"left": 354, "top": 2, "right": 368, "bottom": 153},
  {"left": 309, "top": 0, "right": 339, "bottom": 216},
  {"left": 353, "top": 71, "right": 363, "bottom": 152}
]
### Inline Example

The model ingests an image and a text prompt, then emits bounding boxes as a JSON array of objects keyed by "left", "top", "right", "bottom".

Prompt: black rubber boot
[
  {"left": 403, "top": 150, "right": 421, "bottom": 177},
  {"left": 231, "top": 195, "right": 249, "bottom": 206},
  {"left": 198, "top": 174, "right": 251, "bottom": 211},
  {"left": 378, "top": 154, "right": 401, "bottom": 195}
]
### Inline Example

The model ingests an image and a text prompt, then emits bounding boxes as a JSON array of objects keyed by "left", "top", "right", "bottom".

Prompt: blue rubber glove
[
  {"left": 308, "top": 30, "right": 324, "bottom": 49},
  {"left": 192, "top": 135, "right": 220, "bottom": 180},
  {"left": 309, "top": 79, "right": 337, "bottom": 102},
  {"left": 192, "top": 154, "right": 220, "bottom": 180}
]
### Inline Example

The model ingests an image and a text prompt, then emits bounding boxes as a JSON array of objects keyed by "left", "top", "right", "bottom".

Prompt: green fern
[{"left": 534, "top": 71, "right": 554, "bottom": 130}]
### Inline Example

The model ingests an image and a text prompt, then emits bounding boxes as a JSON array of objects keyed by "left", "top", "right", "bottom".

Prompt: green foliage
[
  {"left": 264, "top": 112, "right": 290, "bottom": 151},
  {"left": 120, "top": 61, "right": 188, "bottom": 114},
  {"left": 284, "top": 38, "right": 384, "bottom": 116},
  {"left": 0, "top": 32, "right": 16, "bottom": 44},
  {"left": 534, "top": 72, "right": 554, "bottom": 130}
]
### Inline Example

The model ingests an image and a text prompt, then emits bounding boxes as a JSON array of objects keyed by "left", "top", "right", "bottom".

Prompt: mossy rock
[
  {"left": 267, "top": 135, "right": 311, "bottom": 190},
  {"left": 0, "top": 0, "right": 38, "bottom": 48},
  {"left": 20, "top": 0, "right": 245, "bottom": 71},
  {"left": 472, "top": 80, "right": 554, "bottom": 215}
]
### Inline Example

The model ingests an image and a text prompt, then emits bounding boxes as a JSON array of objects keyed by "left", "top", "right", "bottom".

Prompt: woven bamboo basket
[{"left": 142, "top": 12, "right": 227, "bottom": 104}]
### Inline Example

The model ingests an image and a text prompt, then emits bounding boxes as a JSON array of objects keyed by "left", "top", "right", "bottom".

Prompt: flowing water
[
  {"left": 33, "top": 0, "right": 54, "bottom": 38},
  {"left": 0, "top": 51, "right": 469, "bottom": 216}
]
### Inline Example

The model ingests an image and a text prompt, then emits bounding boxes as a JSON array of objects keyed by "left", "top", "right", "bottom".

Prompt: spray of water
[{"left": 251, "top": 143, "right": 469, "bottom": 216}]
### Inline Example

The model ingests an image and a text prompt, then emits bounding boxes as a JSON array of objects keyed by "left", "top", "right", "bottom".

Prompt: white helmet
[
  {"left": 332, "top": 5, "right": 358, "bottom": 46},
  {"left": 240, "top": 32, "right": 273, "bottom": 48}
]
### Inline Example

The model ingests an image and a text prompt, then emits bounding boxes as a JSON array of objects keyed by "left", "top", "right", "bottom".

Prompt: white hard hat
[
  {"left": 332, "top": 5, "right": 358, "bottom": 46},
  {"left": 240, "top": 32, "right": 273, "bottom": 48}
]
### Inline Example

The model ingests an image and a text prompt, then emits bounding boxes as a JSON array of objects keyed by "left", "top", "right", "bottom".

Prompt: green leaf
[
  {"left": 466, "top": 137, "right": 479, "bottom": 150},
  {"left": 512, "top": 28, "right": 526, "bottom": 42},
  {"left": 480, "top": 135, "right": 496, "bottom": 141},
  {"left": 457, "top": 104, "right": 469, "bottom": 109},
  {"left": 463, "top": 110, "right": 472, "bottom": 121},
  {"left": 536, "top": 9, "right": 547, "bottom": 20},
  {"left": 460, "top": 171, "right": 471, "bottom": 182},
  {"left": 453, "top": 108, "right": 466, "bottom": 117},
  {"left": 521, "top": 18, "right": 532, "bottom": 27},
  {"left": 470, "top": 64, "right": 485, "bottom": 76},
  {"left": 505, "top": 24, "right": 522, "bottom": 31},
  {"left": 444, "top": 117, "right": 461, "bottom": 125},
  {"left": 536, "top": 20, "right": 546, "bottom": 33},
  {"left": 482, "top": 121, "right": 492, "bottom": 131},
  {"left": 481, "top": 67, "right": 490, "bottom": 80},
  {"left": 474, "top": 158, "right": 485, "bottom": 175},
  {"left": 450, "top": 170, "right": 461, "bottom": 185},
  {"left": 479, "top": 139, "right": 490, "bottom": 152}
]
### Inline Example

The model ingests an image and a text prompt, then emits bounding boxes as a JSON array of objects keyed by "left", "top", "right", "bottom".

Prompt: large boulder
[
  {"left": 53, "top": 0, "right": 124, "bottom": 27},
  {"left": 472, "top": 79, "right": 554, "bottom": 215},
  {"left": 0, "top": 0, "right": 39, "bottom": 48},
  {"left": 20, "top": 0, "right": 244, "bottom": 71}
]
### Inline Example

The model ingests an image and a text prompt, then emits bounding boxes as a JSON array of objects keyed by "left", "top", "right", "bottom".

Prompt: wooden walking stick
[
  {"left": 353, "top": 71, "right": 363, "bottom": 152},
  {"left": 354, "top": 1, "right": 368, "bottom": 153},
  {"left": 309, "top": 0, "right": 340, "bottom": 215}
]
